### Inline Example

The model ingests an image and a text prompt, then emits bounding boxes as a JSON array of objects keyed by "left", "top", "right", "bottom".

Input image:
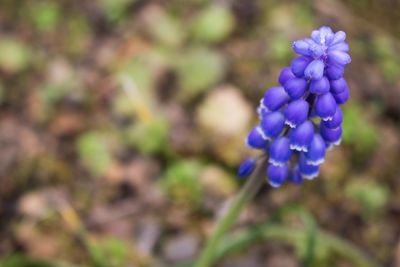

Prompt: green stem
[{"left": 194, "top": 157, "right": 267, "bottom": 267}]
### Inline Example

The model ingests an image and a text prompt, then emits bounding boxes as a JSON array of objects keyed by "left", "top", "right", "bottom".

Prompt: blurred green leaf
[
  {"left": 143, "top": 7, "right": 185, "bottom": 47},
  {"left": 0, "top": 254, "right": 78, "bottom": 267},
  {"left": 161, "top": 160, "right": 203, "bottom": 208},
  {"left": 0, "top": 38, "right": 32, "bottom": 73},
  {"left": 89, "top": 237, "right": 128, "bottom": 267},
  {"left": 372, "top": 35, "right": 400, "bottom": 81},
  {"left": 176, "top": 48, "right": 225, "bottom": 99},
  {"left": 191, "top": 5, "right": 234, "bottom": 43},
  {"left": 125, "top": 118, "right": 170, "bottom": 154},
  {"left": 31, "top": 1, "right": 60, "bottom": 32},
  {"left": 65, "top": 16, "right": 90, "bottom": 56},
  {"left": 342, "top": 103, "right": 379, "bottom": 158},
  {"left": 269, "top": 35, "right": 292, "bottom": 62},
  {"left": 98, "top": 0, "right": 134, "bottom": 22},
  {"left": 345, "top": 180, "right": 389, "bottom": 219},
  {"left": 76, "top": 131, "right": 113, "bottom": 176}
]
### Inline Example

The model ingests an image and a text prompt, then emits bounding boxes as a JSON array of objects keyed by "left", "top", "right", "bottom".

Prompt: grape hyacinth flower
[{"left": 239, "top": 26, "right": 350, "bottom": 187}]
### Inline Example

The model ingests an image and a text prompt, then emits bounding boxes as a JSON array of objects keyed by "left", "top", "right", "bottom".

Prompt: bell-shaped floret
[
  {"left": 291, "top": 56, "right": 312, "bottom": 77},
  {"left": 289, "top": 120, "right": 314, "bottom": 152},
  {"left": 320, "top": 123, "right": 342, "bottom": 145},
  {"left": 284, "top": 99, "right": 309, "bottom": 128},
  {"left": 326, "top": 64, "right": 344, "bottom": 80},
  {"left": 237, "top": 158, "right": 256, "bottom": 178},
  {"left": 304, "top": 59, "right": 324, "bottom": 80},
  {"left": 283, "top": 78, "right": 307, "bottom": 99},
  {"left": 332, "top": 86, "right": 349, "bottom": 105},
  {"left": 246, "top": 126, "right": 268, "bottom": 149},
  {"left": 278, "top": 67, "right": 295, "bottom": 86},
  {"left": 267, "top": 164, "right": 289, "bottom": 188},
  {"left": 262, "top": 86, "right": 290, "bottom": 111},
  {"left": 310, "top": 76, "right": 330, "bottom": 94},
  {"left": 328, "top": 50, "right": 351, "bottom": 66},
  {"left": 260, "top": 112, "right": 285, "bottom": 140},
  {"left": 315, "top": 93, "right": 337, "bottom": 121},
  {"left": 330, "top": 77, "right": 348, "bottom": 94},
  {"left": 305, "top": 134, "right": 326, "bottom": 165},
  {"left": 299, "top": 154, "right": 320, "bottom": 180},
  {"left": 322, "top": 108, "right": 342, "bottom": 129},
  {"left": 292, "top": 40, "right": 312, "bottom": 56},
  {"left": 269, "top": 137, "right": 292, "bottom": 166}
]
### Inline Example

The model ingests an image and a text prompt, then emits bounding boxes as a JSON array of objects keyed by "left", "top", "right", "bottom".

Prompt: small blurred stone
[
  {"left": 196, "top": 85, "right": 253, "bottom": 164},
  {"left": 163, "top": 234, "right": 199, "bottom": 263},
  {"left": 18, "top": 188, "right": 68, "bottom": 220},
  {"left": 200, "top": 165, "right": 237, "bottom": 198}
]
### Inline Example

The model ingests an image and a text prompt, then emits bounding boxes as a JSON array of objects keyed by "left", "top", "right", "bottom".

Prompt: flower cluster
[{"left": 238, "top": 26, "right": 350, "bottom": 187}]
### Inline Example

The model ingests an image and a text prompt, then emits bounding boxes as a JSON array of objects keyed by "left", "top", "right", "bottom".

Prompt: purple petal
[
  {"left": 331, "top": 31, "right": 346, "bottom": 45},
  {"left": 304, "top": 59, "right": 324, "bottom": 80},
  {"left": 283, "top": 77, "right": 307, "bottom": 99},
  {"left": 262, "top": 86, "right": 290, "bottom": 111},
  {"left": 269, "top": 137, "right": 292, "bottom": 166},
  {"left": 330, "top": 78, "right": 348, "bottom": 94},
  {"left": 299, "top": 154, "right": 319, "bottom": 180},
  {"left": 292, "top": 40, "right": 311, "bottom": 56},
  {"left": 320, "top": 123, "right": 342, "bottom": 145},
  {"left": 323, "top": 107, "right": 343, "bottom": 129},
  {"left": 278, "top": 67, "right": 295, "bottom": 86},
  {"left": 260, "top": 112, "right": 285, "bottom": 139},
  {"left": 332, "top": 86, "right": 349, "bottom": 105},
  {"left": 289, "top": 120, "right": 314, "bottom": 152},
  {"left": 291, "top": 56, "right": 312, "bottom": 77},
  {"left": 315, "top": 93, "right": 337, "bottom": 121},
  {"left": 305, "top": 134, "right": 326, "bottom": 165},
  {"left": 310, "top": 76, "right": 330, "bottom": 94},
  {"left": 267, "top": 164, "right": 288, "bottom": 188},
  {"left": 328, "top": 51, "right": 351, "bottom": 65},
  {"left": 326, "top": 64, "right": 344, "bottom": 80},
  {"left": 238, "top": 158, "right": 256, "bottom": 177},
  {"left": 247, "top": 126, "right": 268, "bottom": 149},
  {"left": 284, "top": 99, "right": 309, "bottom": 128}
]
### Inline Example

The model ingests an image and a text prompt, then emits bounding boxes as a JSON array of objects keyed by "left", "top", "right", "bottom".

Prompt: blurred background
[{"left": 1, "top": 0, "right": 400, "bottom": 266}]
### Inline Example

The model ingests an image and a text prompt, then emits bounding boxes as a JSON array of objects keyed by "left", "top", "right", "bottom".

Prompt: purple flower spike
[
  {"left": 267, "top": 164, "right": 289, "bottom": 188},
  {"left": 330, "top": 78, "right": 348, "bottom": 94},
  {"left": 247, "top": 126, "right": 268, "bottom": 149},
  {"left": 305, "top": 134, "right": 326, "bottom": 165},
  {"left": 241, "top": 26, "right": 350, "bottom": 187},
  {"left": 238, "top": 158, "right": 256, "bottom": 178},
  {"left": 262, "top": 86, "right": 290, "bottom": 111},
  {"left": 284, "top": 77, "right": 307, "bottom": 99},
  {"left": 315, "top": 93, "right": 337, "bottom": 121},
  {"left": 304, "top": 59, "right": 324, "bottom": 80},
  {"left": 299, "top": 154, "right": 320, "bottom": 180},
  {"left": 289, "top": 120, "right": 314, "bottom": 152},
  {"left": 310, "top": 76, "right": 330, "bottom": 94},
  {"left": 321, "top": 124, "right": 342, "bottom": 145},
  {"left": 291, "top": 56, "right": 312, "bottom": 77},
  {"left": 278, "top": 67, "right": 295, "bottom": 86},
  {"left": 323, "top": 108, "right": 342, "bottom": 129},
  {"left": 260, "top": 112, "right": 285, "bottom": 139},
  {"left": 284, "top": 99, "right": 309, "bottom": 128},
  {"left": 269, "top": 137, "right": 292, "bottom": 166},
  {"left": 333, "top": 86, "right": 350, "bottom": 105}
]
